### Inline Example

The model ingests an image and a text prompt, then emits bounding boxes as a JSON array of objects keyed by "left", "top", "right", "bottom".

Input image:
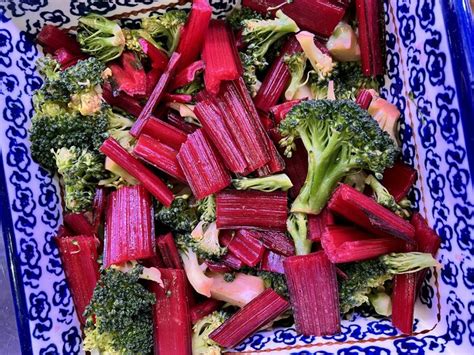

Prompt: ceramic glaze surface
[{"left": 0, "top": 0, "right": 472, "bottom": 354}]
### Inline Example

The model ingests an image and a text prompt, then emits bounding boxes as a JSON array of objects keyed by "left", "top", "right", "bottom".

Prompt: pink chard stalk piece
[
  {"left": 284, "top": 251, "right": 341, "bottom": 336},
  {"left": 103, "top": 185, "right": 155, "bottom": 268}
]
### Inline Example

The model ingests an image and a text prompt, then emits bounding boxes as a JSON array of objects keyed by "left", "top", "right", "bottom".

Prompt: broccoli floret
[
  {"left": 232, "top": 173, "right": 293, "bottom": 192},
  {"left": 196, "top": 195, "right": 216, "bottom": 224},
  {"left": 155, "top": 194, "right": 198, "bottom": 233},
  {"left": 296, "top": 31, "right": 335, "bottom": 82},
  {"left": 284, "top": 52, "right": 307, "bottom": 100},
  {"left": 339, "top": 252, "right": 438, "bottom": 314},
  {"left": 106, "top": 109, "right": 135, "bottom": 151},
  {"left": 30, "top": 108, "right": 109, "bottom": 172},
  {"left": 240, "top": 10, "right": 299, "bottom": 95},
  {"left": 365, "top": 174, "right": 411, "bottom": 219},
  {"left": 287, "top": 212, "right": 311, "bottom": 255},
  {"left": 257, "top": 271, "right": 289, "bottom": 298},
  {"left": 343, "top": 171, "right": 368, "bottom": 192},
  {"left": 279, "top": 99, "right": 399, "bottom": 214},
  {"left": 178, "top": 221, "right": 226, "bottom": 261},
  {"left": 228, "top": 7, "right": 264, "bottom": 30},
  {"left": 192, "top": 311, "right": 229, "bottom": 355},
  {"left": 123, "top": 27, "right": 165, "bottom": 55},
  {"left": 83, "top": 265, "right": 155, "bottom": 354},
  {"left": 54, "top": 147, "right": 107, "bottom": 212},
  {"left": 77, "top": 14, "right": 126, "bottom": 62},
  {"left": 141, "top": 10, "right": 187, "bottom": 54},
  {"left": 311, "top": 62, "right": 379, "bottom": 100}
]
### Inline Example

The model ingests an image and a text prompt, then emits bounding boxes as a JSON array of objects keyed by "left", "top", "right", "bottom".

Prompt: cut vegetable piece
[
  {"left": 269, "top": 99, "right": 302, "bottom": 125},
  {"left": 392, "top": 271, "right": 416, "bottom": 335},
  {"left": 140, "top": 117, "right": 188, "bottom": 150},
  {"left": 284, "top": 251, "right": 340, "bottom": 336},
  {"left": 202, "top": 20, "right": 241, "bottom": 94},
  {"left": 177, "top": 129, "right": 231, "bottom": 199},
  {"left": 326, "top": 21, "right": 361, "bottom": 62},
  {"left": 54, "top": 48, "right": 86, "bottom": 69},
  {"left": 247, "top": 229, "right": 295, "bottom": 257},
  {"left": 243, "top": 0, "right": 349, "bottom": 39},
  {"left": 282, "top": 140, "right": 308, "bottom": 199},
  {"left": 171, "top": 60, "right": 205, "bottom": 90},
  {"left": 209, "top": 288, "right": 289, "bottom": 348},
  {"left": 355, "top": 0, "right": 385, "bottom": 76},
  {"left": 368, "top": 93, "right": 401, "bottom": 144},
  {"left": 221, "top": 252, "right": 244, "bottom": 270},
  {"left": 257, "top": 135, "right": 286, "bottom": 176},
  {"left": 191, "top": 298, "right": 225, "bottom": 324},
  {"left": 151, "top": 269, "right": 192, "bottom": 354},
  {"left": 103, "top": 185, "right": 155, "bottom": 268},
  {"left": 194, "top": 93, "right": 248, "bottom": 173},
  {"left": 156, "top": 233, "right": 183, "bottom": 269},
  {"left": 356, "top": 89, "right": 373, "bottom": 110},
  {"left": 37, "top": 24, "right": 82, "bottom": 55},
  {"left": 138, "top": 38, "right": 168, "bottom": 70},
  {"left": 328, "top": 184, "right": 415, "bottom": 241},
  {"left": 209, "top": 272, "right": 265, "bottom": 307},
  {"left": 218, "top": 79, "right": 273, "bottom": 172},
  {"left": 254, "top": 36, "right": 302, "bottom": 112},
  {"left": 411, "top": 213, "right": 441, "bottom": 290},
  {"left": 382, "top": 161, "right": 417, "bottom": 202},
  {"left": 321, "top": 225, "right": 405, "bottom": 263},
  {"left": 176, "top": 0, "right": 212, "bottom": 71},
  {"left": 63, "top": 212, "right": 95, "bottom": 236},
  {"left": 131, "top": 52, "right": 181, "bottom": 137},
  {"left": 228, "top": 230, "right": 265, "bottom": 267},
  {"left": 92, "top": 188, "right": 106, "bottom": 231},
  {"left": 261, "top": 250, "right": 286, "bottom": 274},
  {"left": 307, "top": 208, "right": 334, "bottom": 242},
  {"left": 216, "top": 190, "right": 288, "bottom": 231},
  {"left": 102, "top": 85, "right": 143, "bottom": 117},
  {"left": 133, "top": 135, "right": 186, "bottom": 181},
  {"left": 109, "top": 51, "right": 147, "bottom": 97},
  {"left": 55, "top": 235, "right": 99, "bottom": 324},
  {"left": 167, "top": 111, "right": 198, "bottom": 134},
  {"left": 100, "top": 138, "right": 174, "bottom": 206},
  {"left": 163, "top": 93, "right": 193, "bottom": 104}
]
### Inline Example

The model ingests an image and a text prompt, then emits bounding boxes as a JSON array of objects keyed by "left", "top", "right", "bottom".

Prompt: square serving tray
[{"left": 1, "top": 0, "right": 473, "bottom": 353}]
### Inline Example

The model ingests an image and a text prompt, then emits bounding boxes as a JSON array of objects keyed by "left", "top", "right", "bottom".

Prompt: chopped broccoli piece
[
  {"left": 257, "top": 271, "right": 289, "bottom": 298},
  {"left": 155, "top": 194, "right": 198, "bottom": 233},
  {"left": 286, "top": 212, "right": 311, "bottom": 255},
  {"left": 279, "top": 99, "right": 399, "bottom": 214},
  {"left": 180, "top": 221, "right": 226, "bottom": 260},
  {"left": 30, "top": 108, "right": 109, "bottom": 172},
  {"left": 365, "top": 174, "right": 411, "bottom": 219},
  {"left": 83, "top": 265, "right": 155, "bottom": 354},
  {"left": 343, "top": 171, "right": 368, "bottom": 192},
  {"left": 175, "top": 79, "right": 204, "bottom": 95},
  {"left": 178, "top": 243, "right": 214, "bottom": 296},
  {"left": 368, "top": 289, "right": 392, "bottom": 316},
  {"left": 284, "top": 52, "right": 307, "bottom": 100},
  {"left": 227, "top": 7, "right": 264, "bottom": 30},
  {"left": 339, "top": 252, "right": 438, "bottom": 314},
  {"left": 232, "top": 173, "right": 293, "bottom": 192},
  {"left": 196, "top": 195, "right": 216, "bottom": 224},
  {"left": 192, "top": 311, "right": 229, "bottom": 355},
  {"left": 77, "top": 14, "right": 126, "bottom": 62},
  {"left": 54, "top": 147, "right": 107, "bottom": 212},
  {"left": 296, "top": 31, "right": 335, "bottom": 83},
  {"left": 141, "top": 10, "right": 187, "bottom": 54},
  {"left": 123, "top": 28, "right": 165, "bottom": 54}
]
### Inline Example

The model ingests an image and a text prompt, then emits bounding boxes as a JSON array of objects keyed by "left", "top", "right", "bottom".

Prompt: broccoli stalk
[
  {"left": 192, "top": 311, "right": 228, "bottom": 355},
  {"left": 83, "top": 265, "right": 155, "bottom": 354},
  {"left": 286, "top": 212, "right": 311, "bottom": 255},
  {"left": 141, "top": 10, "right": 187, "bottom": 54},
  {"left": 179, "top": 245, "right": 214, "bottom": 297},
  {"left": 368, "top": 289, "right": 392, "bottom": 316},
  {"left": 54, "top": 147, "right": 107, "bottom": 212},
  {"left": 296, "top": 31, "right": 335, "bottom": 82},
  {"left": 365, "top": 174, "right": 411, "bottom": 219},
  {"left": 339, "top": 252, "right": 438, "bottom": 314},
  {"left": 77, "top": 14, "right": 125, "bottom": 62},
  {"left": 284, "top": 53, "right": 307, "bottom": 100},
  {"left": 232, "top": 173, "right": 293, "bottom": 192},
  {"left": 279, "top": 100, "right": 399, "bottom": 215}
]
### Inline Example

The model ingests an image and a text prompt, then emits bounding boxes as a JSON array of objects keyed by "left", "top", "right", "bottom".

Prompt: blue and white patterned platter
[{"left": 1, "top": 0, "right": 473, "bottom": 354}]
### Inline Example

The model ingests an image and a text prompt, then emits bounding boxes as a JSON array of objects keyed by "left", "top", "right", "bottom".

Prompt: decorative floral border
[{"left": 0, "top": 1, "right": 472, "bottom": 354}]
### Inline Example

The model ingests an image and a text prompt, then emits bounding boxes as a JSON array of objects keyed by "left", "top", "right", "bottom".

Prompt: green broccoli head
[
  {"left": 279, "top": 99, "right": 399, "bottom": 214},
  {"left": 190, "top": 221, "right": 226, "bottom": 260},
  {"left": 227, "top": 6, "right": 264, "bottom": 30},
  {"left": 257, "top": 271, "right": 289, "bottom": 298},
  {"left": 77, "top": 14, "right": 126, "bottom": 62},
  {"left": 83, "top": 265, "right": 155, "bottom": 354},
  {"left": 232, "top": 174, "right": 293, "bottom": 192},
  {"left": 30, "top": 108, "right": 109, "bottom": 172},
  {"left": 286, "top": 212, "right": 312, "bottom": 255},
  {"left": 284, "top": 52, "right": 307, "bottom": 100},
  {"left": 141, "top": 10, "right": 187, "bottom": 54},
  {"left": 192, "top": 311, "right": 228, "bottom": 355},
  {"left": 196, "top": 195, "right": 216, "bottom": 224},
  {"left": 123, "top": 28, "right": 166, "bottom": 54},
  {"left": 54, "top": 147, "right": 107, "bottom": 212},
  {"left": 156, "top": 194, "right": 198, "bottom": 233}
]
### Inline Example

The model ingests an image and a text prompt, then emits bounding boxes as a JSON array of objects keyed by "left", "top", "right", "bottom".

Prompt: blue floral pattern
[{"left": 0, "top": 0, "right": 472, "bottom": 354}]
